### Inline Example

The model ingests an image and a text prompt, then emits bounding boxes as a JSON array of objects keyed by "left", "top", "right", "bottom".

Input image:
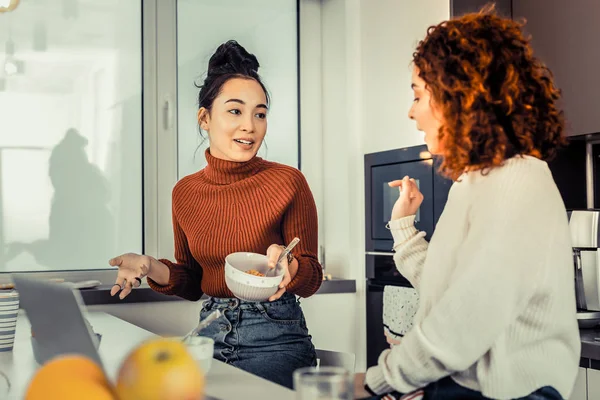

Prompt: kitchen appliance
[
  {"left": 570, "top": 209, "right": 600, "bottom": 328},
  {"left": 364, "top": 145, "right": 452, "bottom": 367},
  {"left": 547, "top": 138, "right": 599, "bottom": 210}
]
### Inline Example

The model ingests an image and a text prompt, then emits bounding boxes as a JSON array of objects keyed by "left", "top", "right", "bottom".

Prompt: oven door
[
  {"left": 366, "top": 253, "right": 412, "bottom": 286},
  {"left": 370, "top": 159, "right": 434, "bottom": 251},
  {"left": 366, "top": 279, "right": 415, "bottom": 368},
  {"left": 366, "top": 281, "right": 386, "bottom": 368},
  {"left": 365, "top": 253, "right": 413, "bottom": 368}
]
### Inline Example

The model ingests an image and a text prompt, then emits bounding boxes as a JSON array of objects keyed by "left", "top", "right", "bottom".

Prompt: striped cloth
[{"left": 0, "top": 291, "right": 19, "bottom": 352}]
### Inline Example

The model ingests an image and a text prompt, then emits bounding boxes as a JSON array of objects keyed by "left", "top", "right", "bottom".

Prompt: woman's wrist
[
  {"left": 390, "top": 212, "right": 416, "bottom": 221},
  {"left": 147, "top": 257, "right": 170, "bottom": 286},
  {"left": 364, "top": 383, "right": 377, "bottom": 397},
  {"left": 288, "top": 257, "right": 299, "bottom": 280},
  {"left": 387, "top": 215, "right": 417, "bottom": 229}
]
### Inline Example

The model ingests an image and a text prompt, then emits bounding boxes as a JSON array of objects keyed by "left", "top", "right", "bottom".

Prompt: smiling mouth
[{"left": 234, "top": 139, "right": 254, "bottom": 145}]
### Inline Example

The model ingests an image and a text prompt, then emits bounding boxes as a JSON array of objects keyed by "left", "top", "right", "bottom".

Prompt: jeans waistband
[{"left": 203, "top": 292, "right": 298, "bottom": 311}]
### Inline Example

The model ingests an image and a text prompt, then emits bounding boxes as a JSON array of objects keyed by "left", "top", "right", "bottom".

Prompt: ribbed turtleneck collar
[{"left": 203, "top": 148, "right": 264, "bottom": 184}]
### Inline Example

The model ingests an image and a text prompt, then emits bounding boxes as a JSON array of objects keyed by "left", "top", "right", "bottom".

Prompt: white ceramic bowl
[{"left": 224, "top": 252, "right": 284, "bottom": 302}]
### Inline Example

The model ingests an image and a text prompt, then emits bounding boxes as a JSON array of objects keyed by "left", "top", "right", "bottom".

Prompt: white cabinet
[
  {"left": 588, "top": 368, "right": 600, "bottom": 400},
  {"left": 300, "top": 293, "right": 361, "bottom": 370},
  {"left": 570, "top": 367, "right": 587, "bottom": 400}
]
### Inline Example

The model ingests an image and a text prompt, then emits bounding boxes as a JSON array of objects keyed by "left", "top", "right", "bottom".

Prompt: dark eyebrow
[
  {"left": 225, "top": 98, "right": 245, "bottom": 105},
  {"left": 225, "top": 98, "right": 268, "bottom": 110},
  {"left": 411, "top": 83, "right": 420, "bottom": 90}
]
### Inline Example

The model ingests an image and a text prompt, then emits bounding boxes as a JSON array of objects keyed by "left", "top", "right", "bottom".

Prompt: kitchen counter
[{"left": 79, "top": 278, "right": 356, "bottom": 305}]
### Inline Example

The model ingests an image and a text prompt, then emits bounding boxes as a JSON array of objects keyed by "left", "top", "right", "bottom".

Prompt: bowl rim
[
  {"left": 225, "top": 264, "right": 283, "bottom": 287},
  {"left": 225, "top": 252, "right": 284, "bottom": 283}
]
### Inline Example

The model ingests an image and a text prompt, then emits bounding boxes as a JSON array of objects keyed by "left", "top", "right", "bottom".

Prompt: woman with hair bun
[{"left": 109, "top": 40, "right": 321, "bottom": 389}]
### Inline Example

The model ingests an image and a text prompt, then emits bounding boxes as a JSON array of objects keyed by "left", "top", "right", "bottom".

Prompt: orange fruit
[
  {"left": 116, "top": 338, "right": 204, "bottom": 400},
  {"left": 27, "top": 379, "right": 115, "bottom": 400},
  {"left": 25, "top": 355, "right": 115, "bottom": 400}
]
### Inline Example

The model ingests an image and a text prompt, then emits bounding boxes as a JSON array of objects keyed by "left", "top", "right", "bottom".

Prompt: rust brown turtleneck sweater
[{"left": 147, "top": 149, "right": 322, "bottom": 300}]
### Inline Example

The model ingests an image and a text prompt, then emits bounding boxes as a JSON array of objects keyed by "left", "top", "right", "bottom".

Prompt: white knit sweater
[{"left": 365, "top": 155, "right": 581, "bottom": 399}]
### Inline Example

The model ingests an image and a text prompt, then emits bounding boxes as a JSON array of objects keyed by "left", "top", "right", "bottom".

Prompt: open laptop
[
  {"left": 12, "top": 275, "right": 105, "bottom": 371},
  {"left": 13, "top": 275, "right": 221, "bottom": 400}
]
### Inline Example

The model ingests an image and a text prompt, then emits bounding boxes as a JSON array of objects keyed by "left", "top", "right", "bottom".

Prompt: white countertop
[{"left": 0, "top": 311, "right": 294, "bottom": 399}]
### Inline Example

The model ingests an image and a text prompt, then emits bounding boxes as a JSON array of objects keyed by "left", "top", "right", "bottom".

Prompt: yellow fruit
[
  {"left": 25, "top": 355, "right": 115, "bottom": 400},
  {"left": 116, "top": 338, "right": 205, "bottom": 400}
]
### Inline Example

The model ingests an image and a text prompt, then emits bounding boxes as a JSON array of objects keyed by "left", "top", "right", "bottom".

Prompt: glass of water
[
  {"left": 294, "top": 367, "right": 353, "bottom": 400},
  {"left": 183, "top": 336, "right": 214, "bottom": 374}
]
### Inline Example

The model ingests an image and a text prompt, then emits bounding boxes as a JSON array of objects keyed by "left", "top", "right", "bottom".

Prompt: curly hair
[{"left": 412, "top": 5, "right": 567, "bottom": 180}]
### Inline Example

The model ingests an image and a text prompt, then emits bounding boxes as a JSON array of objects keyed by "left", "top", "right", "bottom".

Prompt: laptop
[
  {"left": 12, "top": 275, "right": 105, "bottom": 370},
  {"left": 13, "top": 275, "right": 221, "bottom": 400}
]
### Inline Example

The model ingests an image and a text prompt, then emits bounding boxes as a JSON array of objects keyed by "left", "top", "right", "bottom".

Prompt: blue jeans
[
  {"left": 198, "top": 293, "right": 317, "bottom": 389},
  {"left": 369, "top": 376, "right": 563, "bottom": 399}
]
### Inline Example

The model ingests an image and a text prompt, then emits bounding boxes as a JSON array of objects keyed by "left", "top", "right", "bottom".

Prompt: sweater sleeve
[
  {"left": 283, "top": 172, "right": 323, "bottom": 297},
  {"left": 366, "top": 177, "right": 551, "bottom": 394},
  {"left": 389, "top": 215, "right": 429, "bottom": 290},
  {"left": 147, "top": 205, "right": 204, "bottom": 301}
]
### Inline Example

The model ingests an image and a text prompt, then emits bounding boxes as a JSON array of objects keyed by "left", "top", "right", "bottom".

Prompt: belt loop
[
  {"left": 227, "top": 298, "right": 240, "bottom": 310},
  {"left": 254, "top": 301, "right": 266, "bottom": 313},
  {"left": 203, "top": 297, "right": 214, "bottom": 311}
]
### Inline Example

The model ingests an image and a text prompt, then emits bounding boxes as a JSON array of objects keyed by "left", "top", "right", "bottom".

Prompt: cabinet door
[
  {"left": 513, "top": 1, "right": 600, "bottom": 136},
  {"left": 569, "top": 367, "right": 587, "bottom": 400},
  {"left": 588, "top": 368, "right": 600, "bottom": 400}
]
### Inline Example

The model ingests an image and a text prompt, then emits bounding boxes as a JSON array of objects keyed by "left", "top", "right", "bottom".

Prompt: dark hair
[
  {"left": 412, "top": 5, "right": 567, "bottom": 180},
  {"left": 196, "top": 40, "right": 270, "bottom": 113}
]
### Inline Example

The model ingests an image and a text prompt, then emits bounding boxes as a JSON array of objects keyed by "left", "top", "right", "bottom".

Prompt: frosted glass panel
[
  {"left": 177, "top": 0, "right": 298, "bottom": 178},
  {"left": 0, "top": 0, "right": 143, "bottom": 272}
]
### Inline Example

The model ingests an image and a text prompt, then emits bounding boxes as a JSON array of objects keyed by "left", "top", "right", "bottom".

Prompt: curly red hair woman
[
  {"left": 413, "top": 9, "right": 567, "bottom": 180},
  {"left": 356, "top": 7, "right": 579, "bottom": 400}
]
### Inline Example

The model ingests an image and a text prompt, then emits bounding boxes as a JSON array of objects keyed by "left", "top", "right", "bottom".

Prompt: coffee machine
[{"left": 570, "top": 210, "right": 600, "bottom": 327}]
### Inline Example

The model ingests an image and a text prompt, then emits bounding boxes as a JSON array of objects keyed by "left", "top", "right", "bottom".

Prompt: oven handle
[
  {"left": 367, "top": 281, "right": 386, "bottom": 291},
  {"left": 366, "top": 251, "right": 394, "bottom": 256}
]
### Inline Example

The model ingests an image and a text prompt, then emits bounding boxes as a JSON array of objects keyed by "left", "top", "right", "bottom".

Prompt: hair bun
[{"left": 207, "top": 40, "right": 260, "bottom": 77}]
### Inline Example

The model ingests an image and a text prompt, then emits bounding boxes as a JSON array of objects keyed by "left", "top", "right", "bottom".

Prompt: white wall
[{"left": 361, "top": 0, "right": 448, "bottom": 154}]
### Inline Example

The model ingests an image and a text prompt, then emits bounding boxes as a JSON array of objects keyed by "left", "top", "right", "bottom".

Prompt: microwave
[{"left": 364, "top": 145, "right": 453, "bottom": 252}]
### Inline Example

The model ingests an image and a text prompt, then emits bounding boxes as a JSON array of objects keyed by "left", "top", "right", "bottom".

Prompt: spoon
[
  {"left": 266, "top": 237, "right": 300, "bottom": 277},
  {"left": 182, "top": 309, "right": 222, "bottom": 342}
]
